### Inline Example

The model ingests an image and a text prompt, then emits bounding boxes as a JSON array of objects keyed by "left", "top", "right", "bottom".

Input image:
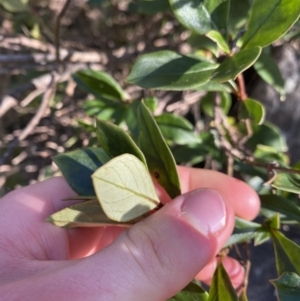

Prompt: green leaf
[
  {"left": 73, "top": 69, "right": 128, "bottom": 101},
  {"left": 253, "top": 145, "right": 289, "bottom": 166},
  {"left": 238, "top": 98, "right": 266, "bottom": 125},
  {"left": 172, "top": 143, "right": 206, "bottom": 165},
  {"left": 138, "top": 101, "right": 181, "bottom": 199},
  {"left": 95, "top": 118, "right": 147, "bottom": 165},
  {"left": 188, "top": 34, "right": 218, "bottom": 55},
  {"left": 126, "top": 50, "right": 218, "bottom": 90},
  {"left": 53, "top": 148, "right": 110, "bottom": 196},
  {"left": 224, "top": 232, "right": 256, "bottom": 248},
  {"left": 208, "top": 262, "right": 239, "bottom": 301},
  {"left": 228, "top": 0, "right": 250, "bottom": 32},
  {"left": 211, "top": 53, "right": 255, "bottom": 87},
  {"left": 242, "top": 0, "right": 300, "bottom": 49},
  {"left": 246, "top": 121, "right": 288, "bottom": 152},
  {"left": 167, "top": 282, "right": 209, "bottom": 301},
  {"left": 254, "top": 51, "right": 285, "bottom": 97},
  {"left": 235, "top": 216, "right": 261, "bottom": 230},
  {"left": 46, "top": 199, "right": 135, "bottom": 228},
  {"left": 273, "top": 173, "right": 300, "bottom": 194},
  {"left": 271, "top": 272, "right": 300, "bottom": 301},
  {"left": 201, "top": 92, "right": 232, "bottom": 117},
  {"left": 92, "top": 154, "right": 160, "bottom": 222},
  {"left": 144, "top": 97, "right": 158, "bottom": 112},
  {"left": 155, "top": 113, "right": 200, "bottom": 145},
  {"left": 0, "top": 0, "right": 27, "bottom": 12},
  {"left": 260, "top": 195, "right": 300, "bottom": 225},
  {"left": 211, "top": 47, "right": 261, "bottom": 82},
  {"left": 254, "top": 229, "right": 270, "bottom": 246},
  {"left": 206, "top": 30, "right": 230, "bottom": 54},
  {"left": 195, "top": 81, "right": 233, "bottom": 93},
  {"left": 169, "top": 0, "right": 230, "bottom": 35},
  {"left": 270, "top": 229, "right": 300, "bottom": 276}
]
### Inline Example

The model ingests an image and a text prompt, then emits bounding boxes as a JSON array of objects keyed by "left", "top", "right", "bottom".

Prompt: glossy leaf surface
[
  {"left": 271, "top": 272, "right": 300, "bottom": 301},
  {"left": 272, "top": 173, "right": 300, "bottom": 194},
  {"left": 211, "top": 47, "right": 261, "bottom": 82},
  {"left": 155, "top": 113, "right": 200, "bottom": 145},
  {"left": 74, "top": 69, "right": 128, "bottom": 101},
  {"left": 53, "top": 148, "right": 110, "bottom": 196},
  {"left": 92, "top": 154, "right": 160, "bottom": 222},
  {"left": 206, "top": 30, "right": 230, "bottom": 54},
  {"left": 169, "top": 0, "right": 230, "bottom": 35},
  {"left": 201, "top": 92, "right": 231, "bottom": 117},
  {"left": 242, "top": 0, "right": 300, "bottom": 49},
  {"left": 238, "top": 98, "right": 266, "bottom": 125},
  {"left": 138, "top": 101, "right": 181, "bottom": 198},
  {"left": 270, "top": 229, "right": 300, "bottom": 276},
  {"left": 208, "top": 262, "right": 238, "bottom": 301},
  {"left": 260, "top": 195, "right": 300, "bottom": 224},
  {"left": 126, "top": 50, "right": 217, "bottom": 90},
  {"left": 96, "top": 118, "right": 146, "bottom": 165},
  {"left": 254, "top": 51, "right": 285, "bottom": 97}
]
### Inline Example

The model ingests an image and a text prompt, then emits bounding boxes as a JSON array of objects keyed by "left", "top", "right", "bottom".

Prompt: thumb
[
  {"left": 2, "top": 189, "right": 234, "bottom": 301},
  {"left": 78, "top": 188, "right": 234, "bottom": 300}
]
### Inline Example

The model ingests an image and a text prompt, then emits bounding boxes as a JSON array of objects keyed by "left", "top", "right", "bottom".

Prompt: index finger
[{"left": 177, "top": 166, "right": 260, "bottom": 221}]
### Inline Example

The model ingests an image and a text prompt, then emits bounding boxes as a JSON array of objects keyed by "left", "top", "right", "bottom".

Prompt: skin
[{"left": 0, "top": 166, "right": 260, "bottom": 301}]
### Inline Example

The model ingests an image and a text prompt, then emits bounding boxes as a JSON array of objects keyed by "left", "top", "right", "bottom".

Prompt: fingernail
[{"left": 181, "top": 189, "right": 227, "bottom": 236}]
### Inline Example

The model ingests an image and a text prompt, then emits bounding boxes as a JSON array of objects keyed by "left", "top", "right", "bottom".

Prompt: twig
[
  {"left": 245, "top": 159, "right": 300, "bottom": 176},
  {"left": 0, "top": 76, "right": 57, "bottom": 166},
  {"left": 236, "top": 74, "right": 247, "bottom": 101},
  {"left": 0, "top": 63, "right": 102, "bottom": 117},
  {"left": 55, "top": 0, "right": 72, "bottom": 71}
]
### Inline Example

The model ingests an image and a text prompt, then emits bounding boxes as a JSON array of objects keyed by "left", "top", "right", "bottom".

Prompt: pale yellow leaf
[{"left": 92, "top": 154, "right": 160, "bottom": 222}]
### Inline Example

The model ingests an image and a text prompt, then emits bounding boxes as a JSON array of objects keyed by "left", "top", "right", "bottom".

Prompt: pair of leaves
[
  {"left": 50, "top": 101, "right": 181, "bottom": 225},
  {"left": 96, "top": 101, "right": 181, "bottom": 199},
  {"left": 127, "top": 48, "right": 261, "bottom": 89},
  {"left": 168, "top": 0, "right": 300, "bottom": 50},
  {"left": 168, "top": 262, "right": 238, "bottom": 301}
]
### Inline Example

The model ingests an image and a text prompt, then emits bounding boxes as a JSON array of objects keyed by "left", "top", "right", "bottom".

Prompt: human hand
[{"left": 0, "top": 166, "right": 260, "bottom": 301}]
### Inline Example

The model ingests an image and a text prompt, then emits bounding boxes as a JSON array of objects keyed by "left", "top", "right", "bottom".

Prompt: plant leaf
[
  {"left": 260, "top": 195, "right": 300, "bottom": 225},
  {"left": 167, "top": 281, "right": 209, "bottom": 301},
  {"left": 224, "top": 232, "right": 256, "bottom": 248},
  {"left": 0, "top": 0, "right": 27, "bottom": 12},
  {"left": 254, "top": 51, "right": 285, "bottom": 97},
  {"left": 271, "top": 272, "right": 300, "bottom": 301},
  {"left": 211, "top": 47, "right": 261, "bottom": 82},
  {"left": 228, "top": 0, "right": 250, "bottom": 32},
  {"left": 96, "top": 118, "right": 146, "bottom": 165},
  {"left": 155, "top": 113, "right": 200, "bottom": 145},
  {"left": 242, "top": 0, "right": 300, "bottom": 49},
  {"left": 208, "top": 261, "right": 239, "bottom": 301},
  {"left": 201, "top": 92, "right": 232, "bottom": 117},
  {"left": 246, "top": 122, "right": 288, "bottom": 153},
  {"left": 126, "top": 50, "right": 218, "bottom": 90},
  {"left": 272, "top": 173, "right": 300, "bottom": 194},
  {"left": 53, "top": 148, "right": 110, "bottom": 196},
  {"left": 206, "top": 30, "right": 230, "bottom": 54},
  {"left": 270, "top": 229, "right": 300, "bottom": 276},
  {"left": 92, "top": 154, "right": 160, "bottom": 222},
  {"left": 46, "top": 199, "right": 135, "bottom": 228},
  {"left": 73, "top": 69, "right": 128, "bottom": 101},
  {"left": 238, "top": 98, "right": 266, "bottom": 125},
  {"left": 138, "top": 101, "right": 181, "bottom": 199},
  {"left": 169, "top": 0, "right": 230, "bottom": 35}
]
